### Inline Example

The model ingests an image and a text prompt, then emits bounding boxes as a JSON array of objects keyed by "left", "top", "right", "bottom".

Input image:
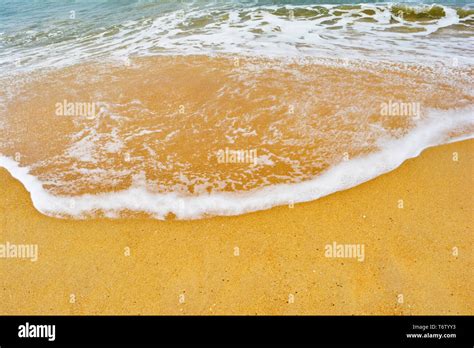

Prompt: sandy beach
[{"left": 0, "top": 139, "right": 472, "bottom": 315}]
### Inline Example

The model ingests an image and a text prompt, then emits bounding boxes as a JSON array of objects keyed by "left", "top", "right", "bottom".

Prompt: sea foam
[{"left": 1, "top": 107, "right": 472, "bottom": 220}]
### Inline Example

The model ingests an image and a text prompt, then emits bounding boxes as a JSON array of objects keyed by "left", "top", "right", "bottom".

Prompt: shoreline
[{"left": 0, "top": 140, "right": 472, "bottom": 315}]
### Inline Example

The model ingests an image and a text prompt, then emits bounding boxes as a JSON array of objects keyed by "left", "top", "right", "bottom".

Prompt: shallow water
[{"left": 0, "top": 1, "right": 473, "bottom": 219}]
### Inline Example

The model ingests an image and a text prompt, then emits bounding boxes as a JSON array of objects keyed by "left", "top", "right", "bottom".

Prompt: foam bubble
[
  {"left": 1, "top": 107, "right": 472, "bottom": 220},
  {"left": 1, "top": 3, "right": 473, "bottom": 76}
]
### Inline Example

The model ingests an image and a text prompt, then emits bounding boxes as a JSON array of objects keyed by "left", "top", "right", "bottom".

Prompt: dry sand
[{"left": 0, "top": 140, "right": 472, "bottom": 315}]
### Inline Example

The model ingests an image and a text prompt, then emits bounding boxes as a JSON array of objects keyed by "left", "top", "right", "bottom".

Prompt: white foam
[
  {"left": 1, "top": 3, "right": 473, "bottom": 77},
  {"left": 1, "top": 107, "right": 473, "bottom": 220}
]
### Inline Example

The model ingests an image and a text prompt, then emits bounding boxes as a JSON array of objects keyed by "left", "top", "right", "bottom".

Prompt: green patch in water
[
  {"left": 356, "top": 17, "right": 377, "bottom": 23},
  {"left": 337, "top": 5, "right": 361, "bottom": 11},
  {"left": 320, "top": 19, "right": 340, "bottom": 26},
  {"left": 391, "top": 5, "right": 446, "bottom": 22},
  {"left": 362, "top": 9, "right": 376, "bottom": 16},
  {"left": 457, "top": 8, "right": 474, "bottom": 18},
  {"left": 178, "top": 15, "right": 214, "bottom": 30},
  {"left": 385, "top": 26, "right": 427, "bottom": 33}
]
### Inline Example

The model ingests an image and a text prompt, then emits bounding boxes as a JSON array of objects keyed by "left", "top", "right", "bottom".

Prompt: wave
[
  {"left": 0, "top": 2, "right": 473, "bottom": 220},
  {"left": 1, "top": 106, "right": 472, "bottom": 220},
  {"left": 1, "top": 2, "right": 473, "bottom": 75}
]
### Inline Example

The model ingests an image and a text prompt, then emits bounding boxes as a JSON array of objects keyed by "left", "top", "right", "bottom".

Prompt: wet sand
[
  {"left": 0, "top": 139, "right": 472, "bottom": 315},
  {"left": 2, "top": 56, "right": 472, "bottom": 201}
]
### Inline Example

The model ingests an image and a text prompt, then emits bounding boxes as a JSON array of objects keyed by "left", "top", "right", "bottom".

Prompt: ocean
[{"left": 0, "top": 0, "right": 473, "bottom": 219}]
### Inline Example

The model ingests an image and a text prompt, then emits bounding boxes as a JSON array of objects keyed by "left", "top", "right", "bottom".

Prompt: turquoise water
[
  {"left": 1, "top": 1, "right": 471, "bottom": 35},
  {"left": 1, "top": 0, "right": 473, "bottom": 72}
]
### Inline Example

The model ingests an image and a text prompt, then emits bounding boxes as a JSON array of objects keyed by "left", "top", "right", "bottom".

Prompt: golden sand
[{"left": 0, "top": 139, "right": 472, "bottom": 315}]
